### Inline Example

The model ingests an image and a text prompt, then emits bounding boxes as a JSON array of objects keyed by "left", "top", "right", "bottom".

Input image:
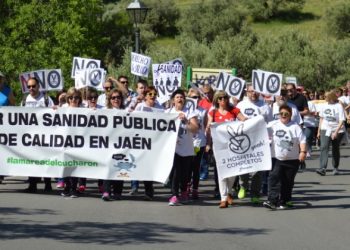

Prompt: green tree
[
  {"left": 177, "top": 0, "right": 247, "bottom": 44},
  {"left": 325, "top": 1, "right": 350, "bottom": 39},
  {"left": 240, "top": 0, "right": 305, "bottom": 20},
  {"left": 0, "top": 0, "right": 109, "bottom": 95}
]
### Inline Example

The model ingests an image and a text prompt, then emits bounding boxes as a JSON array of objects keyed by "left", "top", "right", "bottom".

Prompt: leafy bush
[{"left": 325, "top": 1, "right": 350, "bottom": 39}]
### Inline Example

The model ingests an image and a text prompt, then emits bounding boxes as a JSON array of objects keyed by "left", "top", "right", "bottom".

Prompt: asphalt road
[{"left": 1, "top": 146, "right": 350, "bottom": 250}]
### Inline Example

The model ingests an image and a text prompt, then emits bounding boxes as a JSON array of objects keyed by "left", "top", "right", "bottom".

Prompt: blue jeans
[{"left": 304, "top": 127, "right": 316, "bottom": 152}]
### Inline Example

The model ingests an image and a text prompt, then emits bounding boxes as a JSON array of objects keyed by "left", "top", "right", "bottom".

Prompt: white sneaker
[{"left": 333, "top": 169, "right": 339, "bottom": 175}]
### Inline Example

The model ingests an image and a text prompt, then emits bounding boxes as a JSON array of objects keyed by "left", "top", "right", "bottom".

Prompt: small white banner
[
  {"left": 0, "top": 107, "right": 180, "bottom": 183},
  {"left": 285, "top": 76, "right": 297, "bottom": 86},
  {"left": 215, "top": 72, "right": 245, "bottom": 98},
  {"left": 211, "top": 115, "right": 272, "bottom": 180},
  {"left": 71, "top": 57, "right": 101, "bottom": 79},
  {"left": 131, "top": 52, "right": 151, "bottom": 77},
  {"left": 19, "top": 69, "right": 63, "bottom": 93},
  {"left": 152, "top": 63, "right": 182, "bottom": 104},
  {"left": 75, "top": 68, "right": 106, "bottom": 90},
  {"left": 252, "top": 69, "right": 282, "bottom": 97}
]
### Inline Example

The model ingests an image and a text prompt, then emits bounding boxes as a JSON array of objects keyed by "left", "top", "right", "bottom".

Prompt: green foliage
[
  {"left": 145, "top": 0, "right": 180, "bottom": 37},
  {"left": 177, "top": 0, "right": 247, "bottom": 44},
  {"left": 0, "top": 0, "right": 108, "bottom": 94},
  {"left": 325, "top": 1, "right": 350, "bottom": 39},
  {"left": 240, "top": 0, "right": 305, "bottom": 20}
]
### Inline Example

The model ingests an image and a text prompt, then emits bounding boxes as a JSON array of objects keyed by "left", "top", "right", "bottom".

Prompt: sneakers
[
  {"left": 78, "top": 185, "right": 86, "bottom": 193},
  {"left": 102, "top": 192, "right": 110, "bottom": 201},
  {"left": 192, "top": 189, "right": 199, "bottom": 200},
  {"left": 227, "top": 194, "right": 234, "bottom": 205},
  {"left": 44, "top": 184, "right": 53, "bottom": 192},
  {"left": 168, "top": 195, "right": 181, "bottom": 206},
  {"left": 24, "top": 186, "right": 37, "bottom": 193},
  {"left": 70, "top": 191, "right": 79, "bottom": 198},
  {"left": 180, "top": 191, "right": 189, "bottom": 203},
  {"left": 316, "top": 169, "right": 326, "bottom": 176},
  {"left": 251, "top": 197, "right": 261, "bottom": 204},
  {"left": 143, "top": 194, "right": 153, "bottom": 201},
  {"left": 61, "top": 191, "right": 79, "bottom": 198},
  {"left": 219, "top": 201, "right": 228, "bottom": 208},
  {"left": 238, "top": 187, "right": 246, "bottom": 199},
  {"left": 278, "top": 201, "right": 295, "bottom": 210},
  {"left": 333, "top": 169, "right": 339, "bottom": 175},
  {"left": 129, "top": 188, "right": 138, "bottom": 195},
  {"left": 56, "top": 181, "right": 65, "bottom": 189},
  {"left": 263, "top": 201, "right": 276, "bottom": 210}
]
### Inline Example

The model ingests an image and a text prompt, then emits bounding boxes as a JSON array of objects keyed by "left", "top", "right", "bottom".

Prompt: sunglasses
[
  {"left": 147, "top": 92, "right": 157, "bottom": 97},
  {"left": 68, "top": 96, "right": 80, "bottom": 100},
  {"left": 120, "top": 81, "right": 128, "bottom": 84},
  {"left": 191, "top": 96, "right": 200, "bottom": 99},
  {"left": 279, "top": 112, "right": 290, "bottom": 117},
  {"left": 104, "top": 87, "right": 112, "bottom": 91},
  {"left": 286, "top": 89, "right": 294, "bottom": 92},
  {"left": 218, "top": 96, "right": 228, "bottom": 100},
  {"left": 111, "top": 95, "right": 121, "bottom": 100},
  {"left": 88, "top": 96, "right": 98, "bottom": 100},
  {"left": 27, "top": 85, "right": 37, "bottom": 89}
]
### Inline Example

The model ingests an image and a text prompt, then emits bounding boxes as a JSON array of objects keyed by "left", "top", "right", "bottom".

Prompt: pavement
[{"left": 1, "top": 146, "right": 350, "bottom": 250}]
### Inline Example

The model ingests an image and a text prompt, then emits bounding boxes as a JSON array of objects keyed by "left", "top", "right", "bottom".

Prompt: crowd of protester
[{"left": 1, "top": 70, "right": 349, "bottom": 210}]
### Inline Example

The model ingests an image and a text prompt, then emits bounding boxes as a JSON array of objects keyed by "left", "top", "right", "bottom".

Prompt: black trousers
[
  {"left": 268, "top": 158, "right": 299, "bottom": 204},
  {"left": 102, "top": 180, "right": 124, "bottom": 195},
  {"left": 169, "top": 154, "right": 192, "bottom": 196}
]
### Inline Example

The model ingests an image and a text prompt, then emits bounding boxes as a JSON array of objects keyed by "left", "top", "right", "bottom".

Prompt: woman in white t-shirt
[
  {"left": 166, "top": 89, "right": 199, "bottom": 206},
  {"left": 316, "top": 91, "right": 345, "bottom": 176},
  {"left": 264, "top": 104, "right": 306, "bottom": 210}
]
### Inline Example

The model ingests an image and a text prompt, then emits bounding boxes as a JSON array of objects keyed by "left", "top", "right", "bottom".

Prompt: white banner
[
  {"left": 152, "top": 63, "right": 182, "bottom": 104},
  {"left": 215, "top": 72, "right": 245, "bottom": 98},
  {"left": 75, "top": 68, "right": 106, "bottom": 90},
  {"left": 19, "top": 69, "right": 63, "bottom": 93},
  {"left": 131, "top": 52, "right": 151, "bottom": 77},
  {"left": 252, "top": 69, "right": 282, "bottom": 97},
  {"left": 71, "top": 57, "right": 101, "bottom": 79},
  {"left": 211, "top": 115, "right": 271, "bottom": 180},
  {"left": 0, "top": 107, "right": 180, "bottom": 183}
]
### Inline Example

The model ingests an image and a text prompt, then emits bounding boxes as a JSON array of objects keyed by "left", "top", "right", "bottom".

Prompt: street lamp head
[{"left": 126, "top": 0, "right": 150, "bottom": 27}]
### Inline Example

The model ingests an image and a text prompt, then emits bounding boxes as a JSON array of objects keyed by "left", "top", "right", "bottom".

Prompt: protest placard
[
  {"left": 0, "top": 107, "right": 180, "bottom": 183},
  {"left": 75, "top": 68, "right": 106, "bottom": 90},
  {"left": 71, "top": 57, "right": 101, "bottom": 79},
  {"left": 131, "top": 52, "right": 151, "bottom": 77},
  {"left": 252, "top": 69, "right": 282, "bottom": 96},
  {"left": 152, "top": 63, "right": 182, "bottom": 104},
  {"left": 215, "top": 72, "right": 245, "bottom": 98},
  {"left": 19, "top": 69, "right": 63, "bottom": 93},
  {"left": 210, "top": 115, "right": 272, "bottom": 180}
]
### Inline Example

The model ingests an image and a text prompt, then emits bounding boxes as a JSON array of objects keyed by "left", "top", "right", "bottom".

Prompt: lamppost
[{"left": 126, "top": 0, "right": 150, "bottom": 56}]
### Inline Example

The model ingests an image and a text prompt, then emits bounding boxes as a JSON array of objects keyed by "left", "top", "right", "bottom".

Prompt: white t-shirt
[
  {"left": 193, "top": 107, "right": 207, "bottom": 148},
  {"left": 319, "top": 102, "right": 345, "bottom": 133},
  {"left": 268, "top": 120, "right": 306, "bottom": 161},
  {"left": 272, "top": 102, "right": 302, "bottom": 125},
  {"left": 134, "top": 102, "right": 164, "bottom": 113},
  {"left": 166, "top": 106, "right": 198, "bottom": 157},
  {"left": 338, "top": 95, "right": 350, "bottom": 107},
  {"left": 23, "top": 92, "right": 54, "bottom": 107},
  {"left": 237, "top": 99, "right": 272, "bottom": 123},
  {"left": 303, "top": 101, "right": 317, "bottom": 127},
  {"left": 97, "top": 93, "right": 107, "bottom": 107}
]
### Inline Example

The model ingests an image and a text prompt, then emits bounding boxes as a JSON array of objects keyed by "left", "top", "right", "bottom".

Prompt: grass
[
  {"left": 172, "top": 0, "right": 342, "bottom": 41},
  {"left": 250, "top": 0, "right": 341, "bottom": 40}
]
